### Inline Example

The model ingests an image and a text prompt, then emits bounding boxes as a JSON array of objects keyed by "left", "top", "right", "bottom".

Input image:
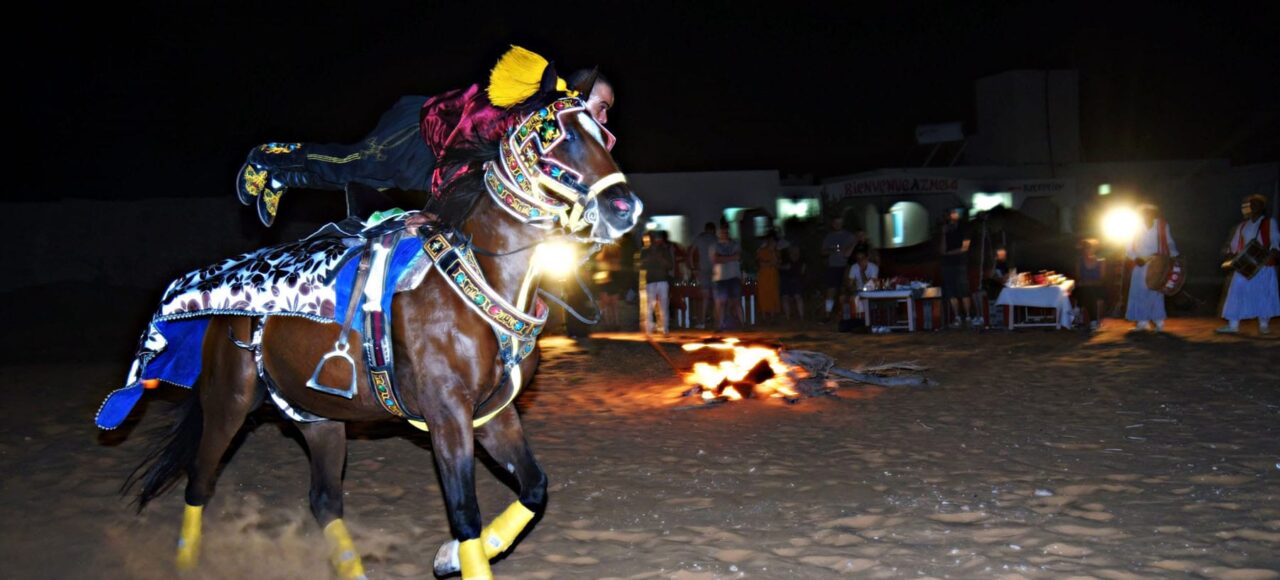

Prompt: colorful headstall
[{"left": 484, "top": 96, "right": 623, "bottom": 234}]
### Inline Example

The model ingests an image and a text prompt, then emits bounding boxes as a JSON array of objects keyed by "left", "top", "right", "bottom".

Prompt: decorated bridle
[
  {"left": 386, "top": 97, "right": 620, "bottom": 431},
  {"left": 484, "top": 96, "right": 623, "bottom": 235}
]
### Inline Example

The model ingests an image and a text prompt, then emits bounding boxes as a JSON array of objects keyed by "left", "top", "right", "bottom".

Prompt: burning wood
[
  {"left": 677, "top": 340, "right": 935, "bottom": 408},
  {"left": 680, "top": 338, "right": 804, "bottom": 402}
]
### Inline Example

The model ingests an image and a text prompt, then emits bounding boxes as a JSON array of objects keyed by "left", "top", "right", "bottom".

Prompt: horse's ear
[
  {"left": 539, "top": 61, "right": 559, "bottom": 95},
  {"left": 572, "top": 68, "right": 599, "bottom": 97}
]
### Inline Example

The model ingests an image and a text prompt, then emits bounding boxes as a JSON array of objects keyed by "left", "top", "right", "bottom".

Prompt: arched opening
[{"left": 882, "top": 201, "right": 930, "bottom": 248}]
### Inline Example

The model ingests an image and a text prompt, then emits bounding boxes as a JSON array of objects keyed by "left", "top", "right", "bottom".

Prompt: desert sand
[{"left": 1, "top": 318, "right": 1277, "bottom": 579}]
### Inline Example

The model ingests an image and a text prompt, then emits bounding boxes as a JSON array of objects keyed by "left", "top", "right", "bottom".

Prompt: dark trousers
[
  {"left": 1075, "top": 285, "right": 1105, "bottom": 322},
  {"left": 281, "top": 96, "right": 436, "bottom": 192}
]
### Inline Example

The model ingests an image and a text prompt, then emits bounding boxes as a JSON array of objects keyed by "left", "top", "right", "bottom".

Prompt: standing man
[
  {"left": 640, "top": 231, "right": 675, "bottom": 336},
  {"left": 940, "top": 208, "right": 977, "bottom": 327},
  {"left": 690, "top": 222, "right": 720, "bottom": 329},
  {"left": 1217, "top": 194, "right": 1280, "bottom": 334},
  {"left": 778, "top": 242, "right": 806, "bottom": 322},
  {"left": 820, "top": 217, "right": 856, "bottom": 322},
  {"left": 712, "top": 226, "right": 744, "bottom": 330},
  {"left": 1125, "top": 204, "right": 1178, "bottom": 332}
]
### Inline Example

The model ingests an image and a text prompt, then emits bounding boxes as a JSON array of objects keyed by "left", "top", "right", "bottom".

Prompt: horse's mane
[{"left": 424, "top": 93, "right": 559, "bottom": 227}]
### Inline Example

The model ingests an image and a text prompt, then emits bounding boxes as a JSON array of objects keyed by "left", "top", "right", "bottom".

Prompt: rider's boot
[{"left": 235, "top": 143, "right": 318, "bottom": 227}]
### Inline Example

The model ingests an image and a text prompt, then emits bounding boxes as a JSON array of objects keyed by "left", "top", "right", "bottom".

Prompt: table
[
  {"left": 858, "top": 287, "right": 941, "bottom": 332},
  {"left": 994, "top": 280, "right": 1075, "bottom": 329},
  {"left": 668, "top": 281, "right": 757, "bottom": 328}
]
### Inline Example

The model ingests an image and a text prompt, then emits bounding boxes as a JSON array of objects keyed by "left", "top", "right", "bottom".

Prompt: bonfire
[{"left": 676, "top": 338, "right": 935, "bottom": 408}]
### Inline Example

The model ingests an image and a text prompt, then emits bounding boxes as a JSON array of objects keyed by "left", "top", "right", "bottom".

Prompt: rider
[{"left": 236, "top": 48, "right": 615, "bottom": 227}]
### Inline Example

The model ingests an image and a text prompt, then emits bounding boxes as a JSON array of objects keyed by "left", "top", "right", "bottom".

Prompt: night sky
[{"left": 18, "top": 1, "right": 1278, "bottom": 201}]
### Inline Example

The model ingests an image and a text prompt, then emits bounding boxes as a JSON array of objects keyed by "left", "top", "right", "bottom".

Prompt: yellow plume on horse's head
[{"left": 487, "top": 45, "right": 574, "bottom": 107}]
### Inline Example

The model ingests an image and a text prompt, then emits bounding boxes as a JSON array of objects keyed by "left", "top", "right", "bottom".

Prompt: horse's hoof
[{"left": 433, "top": 539, "right": 460, "bottom": 576}]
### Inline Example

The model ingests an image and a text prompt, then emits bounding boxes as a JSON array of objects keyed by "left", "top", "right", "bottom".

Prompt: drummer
[
  {"left": 1125, "top": 204, "right": 1179, "bottom": 333},
  {"left": 1217, "top": 194, "right": 1280, "bottom": 335}
]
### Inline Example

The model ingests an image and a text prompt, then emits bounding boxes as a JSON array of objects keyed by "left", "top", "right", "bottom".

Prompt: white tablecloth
[
  {"left": 995, "top": 281, "right": 1075, "bottom": 328},
  {"left": 858, "top": 289, "right": 914, "bottom": 299}
]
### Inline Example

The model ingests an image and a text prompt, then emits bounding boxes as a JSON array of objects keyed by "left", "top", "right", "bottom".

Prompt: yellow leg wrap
[
  {"left": 323, "top": 519, "right": 367, "bottom": 580},
  {"left": 175, "top": 504, "right": 202, "bottom": 571},
  {"left": 458, "top": 538, "right": 493, "bottom": 580},
  {"left": 481, "top": 501, "right": 536, "bottom": 558}
]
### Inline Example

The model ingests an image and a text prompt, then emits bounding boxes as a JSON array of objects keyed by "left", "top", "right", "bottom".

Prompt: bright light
[
  {"left": 777, "top": 198, "right": 820, "bottom": 221},
  {"left": 535, "top": 241, "right": 578, "bottom": 279},
  {"left": 1101, "top": 207, "right": 1140, "bottom": 243},
  {"left": 1097, "top": 183, "right": 1111, "bottom": 196},
  {"left": 971, "top": 192, "right": 1012, "bottom": 212}
]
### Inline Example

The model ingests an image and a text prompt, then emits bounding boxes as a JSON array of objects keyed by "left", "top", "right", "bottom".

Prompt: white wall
[{"left": 629, "top": 170, "right": 782, "bottom": 242}]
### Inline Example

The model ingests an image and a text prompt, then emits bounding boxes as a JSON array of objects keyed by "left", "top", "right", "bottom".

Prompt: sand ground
[{"left": 1, "top": 318, "right": 1277, "bottom": 579}]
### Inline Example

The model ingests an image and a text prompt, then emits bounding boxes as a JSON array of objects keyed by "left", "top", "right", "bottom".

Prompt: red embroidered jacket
[{"left": 419, "top": 84, "right": 514, "bottom": 195}]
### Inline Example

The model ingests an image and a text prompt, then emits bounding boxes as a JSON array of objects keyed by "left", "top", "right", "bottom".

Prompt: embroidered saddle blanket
[{"left": 95, "top": 216, "right": 433, "bottom": 429}]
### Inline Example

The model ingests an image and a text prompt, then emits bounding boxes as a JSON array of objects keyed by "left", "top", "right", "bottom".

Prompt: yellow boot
[
  {"left": 323, "top": 519, "right": 367, "bottom": 580},
  {"left": 175, "top": 504, "right": 202, "bottom": 571},
  {"left": 481, "top": 502, "right": 536, "bottom": 558},
  {"left": 458, "top": 538, "right": 493, "bottom": 580}
]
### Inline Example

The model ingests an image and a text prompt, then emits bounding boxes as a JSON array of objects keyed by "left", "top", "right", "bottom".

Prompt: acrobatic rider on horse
[{"left": 234, "top": 48, "right": 615, "bottom": 227}]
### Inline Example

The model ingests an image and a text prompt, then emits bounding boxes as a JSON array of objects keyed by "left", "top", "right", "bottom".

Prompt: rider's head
[{"left": 568, "top": 69, "right": 614, "bottom": 125}]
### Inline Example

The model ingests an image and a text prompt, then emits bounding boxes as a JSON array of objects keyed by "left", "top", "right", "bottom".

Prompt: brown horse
[{"left": 125, "top": 66, "right": 641, "bottom": 579}]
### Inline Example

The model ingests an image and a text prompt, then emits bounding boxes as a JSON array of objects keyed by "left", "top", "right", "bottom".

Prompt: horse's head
[{"left": 484, "top": 65, "right": 642, "bottom": 243}]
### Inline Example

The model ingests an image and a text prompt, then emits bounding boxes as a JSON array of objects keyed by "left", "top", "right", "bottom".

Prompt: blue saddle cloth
[{"left": 95, "top": 222, "right": 429, "bottom": 429}]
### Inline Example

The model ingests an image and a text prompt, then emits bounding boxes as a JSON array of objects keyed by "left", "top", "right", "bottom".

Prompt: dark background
[{"left": 16, "top": 0, "right": 1278, "bottom": 203}]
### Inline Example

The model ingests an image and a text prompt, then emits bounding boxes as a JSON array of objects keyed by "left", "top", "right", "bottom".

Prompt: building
[{"left": 819, "top": 71, "right": 1278, "bottom": 291}]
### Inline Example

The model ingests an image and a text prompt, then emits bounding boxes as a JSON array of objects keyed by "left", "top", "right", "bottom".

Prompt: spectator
[
  {"left": 983, "top": 245, "right": 1014, "bottom": 299},
  {"left": 690, "top": 222, "right": 719, "bottom": 329},
  {"left": 778, "top": 241, "right": 806, "bottom": 321},
  {"left": 846, "top": 249, "right": 879, "bottom": 319},
  {"left": 712, "top": 225, "right": 744, "bottom": 330},
  {"left": 1075, "top": 239, "right": 1106, "bottom": 331},
  {"left": 755, "top": 230, "right": 782, "bottom": 324},
  {"left": 618, "top": 232, "right": 639, "bottom": 304},
  {"left": 820, "top": 217, "right": 856, "bottom": 322},
  {"left": 592, "top": 244, "right": 623, "bottom": 329},
  {"left": 940, "top": 208, "right": 977, "bottom": 328},
  {"left": 640, "top": 231, "right": 675, "bottom": 336},
  {"left": 851, "top": 229, "right": 873, "bottom": 264}
]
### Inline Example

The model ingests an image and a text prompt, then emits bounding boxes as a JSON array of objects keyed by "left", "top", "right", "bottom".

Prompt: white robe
[
  {"left": 1126, "top": 221, "right": 1178, "bottom": 322},
  {"left": 1221, "top": 217, "right": 1280, "bottom": 321}
]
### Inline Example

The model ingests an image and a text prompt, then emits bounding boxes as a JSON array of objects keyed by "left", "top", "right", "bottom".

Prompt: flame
[{"left": 683, "top": 338, "right": 804, "bottom": 400}]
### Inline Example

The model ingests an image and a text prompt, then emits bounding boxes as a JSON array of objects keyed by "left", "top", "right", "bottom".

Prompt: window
[
  {"left": 642, "top": 215, "right": 688, "bottom": 245},
  {"left": 776, "top": 198, "right": 820, "bottom": 221},
  {"left": 883, "top": 201, "right": 930, "bottom": 248}
]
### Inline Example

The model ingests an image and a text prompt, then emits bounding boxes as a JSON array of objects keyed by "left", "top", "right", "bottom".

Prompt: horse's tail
[{"left": 124, "top": 395, "right": 203, "bottom": 512}]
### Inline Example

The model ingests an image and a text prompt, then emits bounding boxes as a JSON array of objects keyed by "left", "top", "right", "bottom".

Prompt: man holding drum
[
  {"left": 1217, "top": 194, "right": 1280, "bottom": 334},
  {"left": 1126, "top": 205, "right": 1179, "bottom": 332}
]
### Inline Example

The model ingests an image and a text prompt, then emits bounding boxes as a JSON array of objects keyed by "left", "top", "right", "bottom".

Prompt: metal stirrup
[
  {"left": 306, "top": 244, "right": 373, "bottom": 399},
  {"left": 306, "top": 335, "right": 359, "bottom": 398}
]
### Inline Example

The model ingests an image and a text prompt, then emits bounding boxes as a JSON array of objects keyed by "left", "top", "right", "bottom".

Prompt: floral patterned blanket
[{"left": 95, "top": 225, "right": 432, "bottom": 429}]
